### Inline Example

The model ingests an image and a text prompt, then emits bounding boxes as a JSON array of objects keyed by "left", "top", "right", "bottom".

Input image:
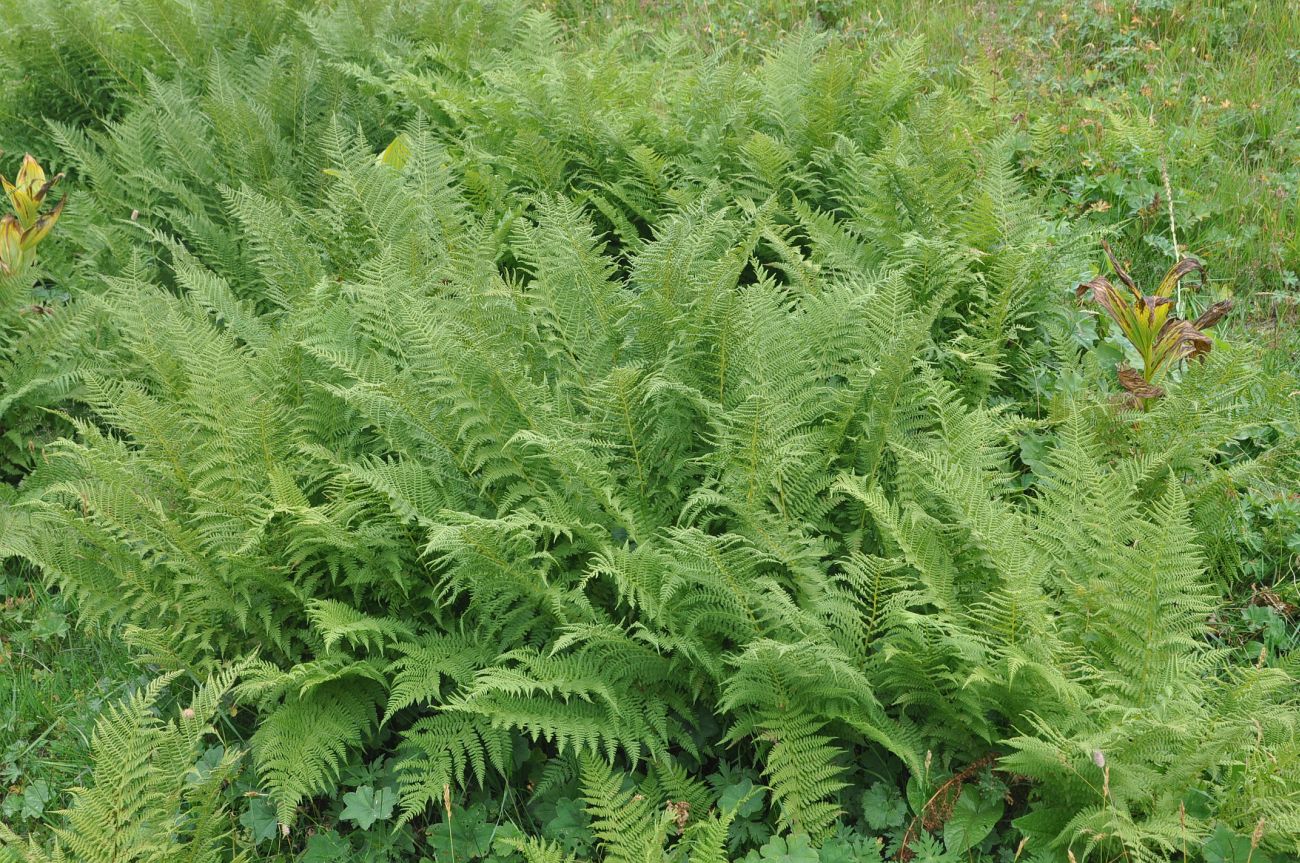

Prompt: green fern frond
[{"left": 251, "top": 681, "right": 381, "bottom": 823}]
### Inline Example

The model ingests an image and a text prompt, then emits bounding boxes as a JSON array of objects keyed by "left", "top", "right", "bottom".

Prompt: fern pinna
[{"left": 1, "top": 2, "right": 1297, "bottom": 861}]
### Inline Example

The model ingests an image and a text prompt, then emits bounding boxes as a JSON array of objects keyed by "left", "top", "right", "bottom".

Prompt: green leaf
[
  {"left": 186, "top": 745, "right": 227, "bottom": 785},
  {"left": 377, "top": 133, "right": 412, "bottom": 170},
  {"left": 904, "top": 773, "right": 929, "bottom": 823},
  {"left": 1, "top": 793, "right": 20, "bottom": 820},
  {"left": 29, "top": 610, "right": 68, "bottom": 641},
  {"left": 1018, "top": 431, "right": 1052, "bottom": 475},
  {"left": 542, "top": 797, "right": 594, "bottom": 856},
  {"left": 744, "top": 833, "right": 820, "bottom": 863},
  {"left": 490, "top": 822, "right": 526, "bottom": 858},
  {"left": 340, "top": 784, "right": 397, "bottom": 830},
  {"left": 1204, "top": 824, "right": 1272, "bottom": 863},
  {"left": 942, "top": 786, "right": 1003, "bottom": 854},
  {"left": 1180, "top": 788, "right": 1214, "bottom": 820},
  {"left": 907, "top": 832, "right": 954, "bottom": 862},
  {"left": 301, "top": 829, "right": 351, "bottom": 862},
  {"left": 241, "top": 796, "right": 280, "bottom": 843},
  {"left": 21, "top": 779, "right": 52, "bottom": 820},
  {"left": 862, "top": 781, "right": 908, "bottom": 831},
  {"left": 819, "top": 830, "right": 885, "bottom": 863},
  {"left": 427, "top": 802, "right": 497, "bottom": 860},
  {"left": 719, "top": 776, "right": 765, "bottom": 818}
]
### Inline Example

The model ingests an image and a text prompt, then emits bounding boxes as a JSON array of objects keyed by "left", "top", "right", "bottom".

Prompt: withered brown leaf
[
  {"left": 1117, "top": 364, "right": 1165, "bottom": 400},
  {"left": 1192, "top": 299, "right": 1234, "bottom": 330}
]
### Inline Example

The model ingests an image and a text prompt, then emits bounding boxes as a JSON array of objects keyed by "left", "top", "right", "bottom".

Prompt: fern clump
[
  {"left": 1, "top": 2, "right": 1297, "bottom": 861},
  {"left": 0, "top": 668, "right": 247, "bottom": 863}
]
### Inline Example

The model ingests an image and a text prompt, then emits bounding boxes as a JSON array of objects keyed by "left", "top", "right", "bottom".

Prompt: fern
[
  {"left": 0, "top": 668, "right": 247, "bottom": 863},
  {"left": 2, "top": 6, "right": 1297, "bottom": 861},
  {"left": 249, "top": 681, "right": 382, "bottom": 823}
]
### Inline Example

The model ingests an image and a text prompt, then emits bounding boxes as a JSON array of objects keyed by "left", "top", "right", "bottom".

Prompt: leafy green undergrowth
[
  {"left": 0, "top": 559, "right": 140, "bottom": 833},
  {"left": 547, "top": 0, "right": 1300, "bottom": 302},
  {"left": 0, "top": 1, "right": 1298, "bottom": 862}
]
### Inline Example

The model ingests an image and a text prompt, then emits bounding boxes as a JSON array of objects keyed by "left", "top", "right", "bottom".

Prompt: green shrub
[{"left": 1, "top": 3, "right": 1297, "bottom": 861}]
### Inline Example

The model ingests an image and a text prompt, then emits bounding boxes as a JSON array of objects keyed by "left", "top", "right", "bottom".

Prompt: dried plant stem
[
  {"left": 897, "top": 752, "right": 999, "bottom": 860},
  {"left": 1159, "top": 153, "right": 1184, "bottom": 314},
  {"left": 1150, "top": 103, "right": 1184, "bottom": 314},
  {"left": 1159, "top": 155, "right": 1180, "bottom": 261}
]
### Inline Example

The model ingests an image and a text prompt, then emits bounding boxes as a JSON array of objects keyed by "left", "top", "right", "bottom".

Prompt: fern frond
[{"left": 251, "top": 681, "right": 381, "bottom": 823}]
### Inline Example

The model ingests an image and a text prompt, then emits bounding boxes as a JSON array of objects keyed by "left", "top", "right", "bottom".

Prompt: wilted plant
[
  {"left": 1077, "top": 240, "right": 1232, "bottom": 408},
  {"left": 0, "top": 154, "right": 66, "bottom": 276}
]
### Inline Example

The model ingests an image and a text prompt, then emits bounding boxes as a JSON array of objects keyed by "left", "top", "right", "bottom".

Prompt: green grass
[{"left": 0, "top": 564, "right": 138, "bottom": 829}]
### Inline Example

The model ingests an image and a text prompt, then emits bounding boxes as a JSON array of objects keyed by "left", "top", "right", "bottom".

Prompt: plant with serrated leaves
[
  {"left": 0, "top": 668, "right": 246, "bottom": 863},
  {"left": 1, "top": 5, "right": 1297, "bottom": 863}
]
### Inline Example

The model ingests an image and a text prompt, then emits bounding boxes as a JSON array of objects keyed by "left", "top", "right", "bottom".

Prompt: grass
[{"left": 0, "top": 564, "right": 139, "bottom": 828}]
